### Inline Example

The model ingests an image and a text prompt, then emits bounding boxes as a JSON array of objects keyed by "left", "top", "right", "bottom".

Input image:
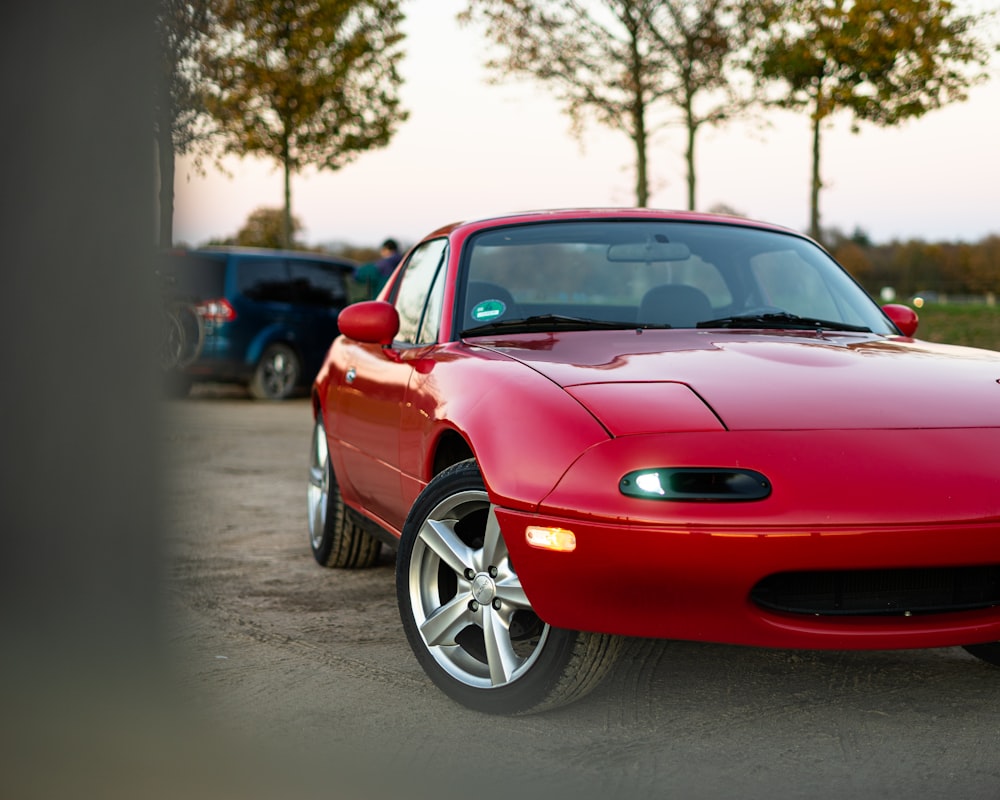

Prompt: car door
[
  {"left": 231, "top": 256, "right": 295, "bottom": 366},
  {"left": 331, "top": 238, "right": 448, "bottom": 532}
]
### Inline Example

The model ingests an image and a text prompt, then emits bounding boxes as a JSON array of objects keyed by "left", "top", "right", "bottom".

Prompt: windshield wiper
[
  {"left": 696, "top": 312, "right": 871, "bottom": 333},
  {"left": 462, "top": 313, "right": 650, "bottom": 337}
]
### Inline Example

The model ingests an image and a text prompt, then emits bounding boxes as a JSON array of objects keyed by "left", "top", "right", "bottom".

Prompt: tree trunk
[
  {"left": 809, "top": 107, "right": 822, "bottom": 244},
  {"left": 635, "top": 128, "right": 648, "bottom": 206},
  {"left": 685, "top": 101, "right": 697, "bottom": 211},
  {"left": 632, "top": 94, "right": 649, "bottom": 207},
  {"left": 628, "top": 24, "right": 648, "bottom": 208},
  {"left": 282, "top": 136, "right": 292, "bottom": 250}
]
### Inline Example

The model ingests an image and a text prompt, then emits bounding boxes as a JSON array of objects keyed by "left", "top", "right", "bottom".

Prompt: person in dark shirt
[
  {"left": 375, "top": 238, "right": 402, "bottom": 281},
  {"left": 355, "top": 238, "right": 403, "bottom": 298}
]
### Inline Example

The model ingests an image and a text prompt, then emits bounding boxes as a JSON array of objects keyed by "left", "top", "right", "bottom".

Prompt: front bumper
[
  {"left": 499, "top": 509, "right": 1000, "bottom": 649},
  {"left": 496, "top": 428, "right": 1000, "bottom": 650}
]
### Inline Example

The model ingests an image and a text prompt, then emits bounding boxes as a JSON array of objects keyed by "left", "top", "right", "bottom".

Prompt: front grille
[{"left": 751, "top": 566, "right": 1000, "bottom": 616}]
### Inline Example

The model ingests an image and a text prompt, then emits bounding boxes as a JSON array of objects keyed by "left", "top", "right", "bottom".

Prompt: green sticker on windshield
[{"left": 471, "top": 299, "right": 507, "bottom": 322}]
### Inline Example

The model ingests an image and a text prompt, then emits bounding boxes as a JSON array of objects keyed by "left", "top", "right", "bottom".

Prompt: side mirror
[
  {"left": 338, "top": 301, "right": 399, "bottom": 345},
  {"left": 882, "top": 303, "right": 919, "bottom": 337}
]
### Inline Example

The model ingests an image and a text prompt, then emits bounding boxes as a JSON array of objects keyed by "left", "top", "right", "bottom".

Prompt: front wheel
[
  {"left": 963, "top": 642, "right": 1000, "bottom": 666},
  {"left": 396, "top": 459, "right": 621, "bottom": 714},
  {"left": 250, "top": 343, "right": 300, "bottom": 400}
]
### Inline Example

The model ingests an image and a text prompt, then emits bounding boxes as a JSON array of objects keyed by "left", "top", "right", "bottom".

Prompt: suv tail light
[{"left": 195, "top": 298, "right": 236, "bottom": 323}]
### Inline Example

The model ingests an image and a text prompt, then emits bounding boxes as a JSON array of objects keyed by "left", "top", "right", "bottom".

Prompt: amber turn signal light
[{"left": 525, "top": 526, "right": 577, "bottom": 552}]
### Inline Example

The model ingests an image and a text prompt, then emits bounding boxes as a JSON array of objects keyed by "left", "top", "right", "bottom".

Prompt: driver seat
[{"left": 637, "top": 284, "right": 712, "bottom": 328}]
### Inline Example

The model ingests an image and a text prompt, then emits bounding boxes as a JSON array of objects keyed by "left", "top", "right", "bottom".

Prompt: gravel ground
[{"left": 149, "top": 391, "right": 1000, "bottom": 800}]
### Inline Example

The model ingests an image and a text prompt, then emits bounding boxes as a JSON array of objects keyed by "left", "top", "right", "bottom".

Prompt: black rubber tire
[
  {"left": 171, "top": 301, "right": 205, "bottom": 368},
  {"left": 307, "top": 416, "right": 380, "bottom": 568},
  {"left": 963, "top": 642, "right": 1000, "bottom": 666},
  {"left": 396, "top": 459, "right": 621, "bottom": 714},
  {"left": 160, "top": 306, "right": 186, "bottom": 371},
  {"left": 250, "top": 343, "right": 300, "bottom": 400}
]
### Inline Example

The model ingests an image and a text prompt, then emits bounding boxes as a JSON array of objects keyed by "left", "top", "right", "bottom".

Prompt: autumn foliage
[{"left": 829, "top": 231, "right": 1000, "bottom": 298}]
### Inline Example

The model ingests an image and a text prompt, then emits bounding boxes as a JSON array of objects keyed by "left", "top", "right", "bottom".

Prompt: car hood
[{"left": 474, "top": 330, "right": 1000, "bottom": 432}]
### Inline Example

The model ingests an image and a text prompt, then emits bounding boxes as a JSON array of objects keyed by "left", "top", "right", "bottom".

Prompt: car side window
[
  {"left": 394, "top": 238, "right": 448, "bottom": 345},
  {"left": 236, "top": 258, "right": 293, "bottom": 303},
  {"left": 287, "top": 260, "right": 347, "bottom": 307}
]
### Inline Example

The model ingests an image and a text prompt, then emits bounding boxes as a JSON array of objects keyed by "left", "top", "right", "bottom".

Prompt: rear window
[{"left": 158, "top": 252, "right": 226, "bottom": 300}]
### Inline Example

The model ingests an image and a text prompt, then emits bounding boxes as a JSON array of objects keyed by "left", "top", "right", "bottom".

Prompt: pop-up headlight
[{"left": 620, "top": 468, "right": 771, "bottom": 502}]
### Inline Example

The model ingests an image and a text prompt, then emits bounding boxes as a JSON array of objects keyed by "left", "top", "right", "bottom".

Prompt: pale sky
[{"left": 173, "top": 0, "right": 1000, "bottom": 250}]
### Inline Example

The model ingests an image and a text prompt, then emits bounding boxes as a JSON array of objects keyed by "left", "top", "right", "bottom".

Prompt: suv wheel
[{"left": 250, "top": 343, "right": 300, "bottom": 400}]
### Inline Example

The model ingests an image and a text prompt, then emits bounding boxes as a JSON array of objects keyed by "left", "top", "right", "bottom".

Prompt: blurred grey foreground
[{"left": 0, "top": 4, "right": 370, "bottom": 799}]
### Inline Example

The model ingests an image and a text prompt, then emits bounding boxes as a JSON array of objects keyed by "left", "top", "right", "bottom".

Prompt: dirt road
[{"left": 161, "top": 392, "right": 1000, "bottom": 800}]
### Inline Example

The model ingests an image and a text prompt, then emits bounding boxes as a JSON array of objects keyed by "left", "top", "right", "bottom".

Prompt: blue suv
[{"left": 160, "top": 247, "right": 357, "bottom": 399}]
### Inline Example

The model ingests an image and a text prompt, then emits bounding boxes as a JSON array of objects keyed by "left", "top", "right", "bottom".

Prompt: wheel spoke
[
  {"left": 480, "top": 505, "right": 506, "bottom": 568},
  {"left": 308, "top": 465, "right": 325, "bottom": 489},
  {"left": 419, "top": 594, "right": 475, "bottom": 648},
  {"left": 313, "top": 426, "right": 327, "bottom": 466},
  {"left": 419, "top": 518, "right": 475, "bottom": 576},
  {"left": 494, "top": 579, "right": 530, "bottom": 611},
  {"left": 482, "top": 604, "right": 519, "bottom": 686},
  {"left": 309, "top": 502, "right": 322, "bottom": 539}
]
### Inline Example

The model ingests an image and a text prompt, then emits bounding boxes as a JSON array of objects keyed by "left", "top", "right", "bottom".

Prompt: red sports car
[{"left": 307, "top": 208, "right": 1000, "bottom": 714}]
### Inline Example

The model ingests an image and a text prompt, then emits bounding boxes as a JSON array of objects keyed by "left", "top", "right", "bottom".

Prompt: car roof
[
  {"left": 421, "top": 207, "right": 801, "bottom": 240},
  {"left": 185, "top": 245, "right": 357, "bottom": 268}
]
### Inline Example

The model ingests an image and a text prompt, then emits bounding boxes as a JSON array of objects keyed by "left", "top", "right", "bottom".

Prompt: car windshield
[{"left": 459, "top": 220, "right": 896, "bottom": 336}]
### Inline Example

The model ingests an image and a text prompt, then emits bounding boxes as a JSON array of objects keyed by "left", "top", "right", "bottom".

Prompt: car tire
[
  {"left": 963, "top": 642, "right": 1000, "bottom": 666},
  {"left": 250, "top": 343, "right": 300, "bottom": 400},
  {"left": 396, "top": 459, "right": 621, "bottom": 714},
  {"left": 307, "top": 415, "right": 381, "bottom": 568}
]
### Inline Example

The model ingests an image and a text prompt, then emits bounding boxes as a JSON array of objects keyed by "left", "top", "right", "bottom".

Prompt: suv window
[
  {"left": 287, "top": 260, "right": 347, "bottom": 307},
  {"left": 237, "top": 259, "right": 294, "bottom": 303}
]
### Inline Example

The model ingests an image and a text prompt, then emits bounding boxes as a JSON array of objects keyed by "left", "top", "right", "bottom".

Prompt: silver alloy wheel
[
  {"left": 307, "top": 419, "right": 329, "bottom": 551},
  {"left": 407, "top": 488, "right": 549, "bottom": 689}
]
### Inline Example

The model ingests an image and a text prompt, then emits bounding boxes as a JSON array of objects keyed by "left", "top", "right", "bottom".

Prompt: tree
[
  {"left": 951, "top": 236, "right": 1000, "bottom": 296},
  {"left": 748, "top": 0, "right": 990, "bottom": 243},
  {"left": 232, "top": 207, "right": 305, "bottom": 249},
  {"left": 202, "top": 0, "right": 408, "bottom": 248},
  {"left": 460, "top": 0, "right": 752, "bottom": 208},
  {"left": 644, "top": 1, "right": 756, "bottom": 209},
  {"left": 154, "top": 0, "right": 214, "bottom": 249},
  {"left": 829, "top": 237, "right": 874, "bottom": 284}
]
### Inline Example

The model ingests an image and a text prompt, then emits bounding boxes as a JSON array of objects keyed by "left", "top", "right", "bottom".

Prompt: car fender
[
  {"left": 245, "top": 323, "right": 301, "bottom": 366},
  {"left": 400, "top": 343, "right": 611, "bottom": 512}
]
